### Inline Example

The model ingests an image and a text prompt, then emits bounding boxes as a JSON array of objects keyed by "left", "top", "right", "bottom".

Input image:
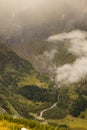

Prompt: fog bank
[{"left": 0, "top": 0, "right": 87, "bottom": 34}]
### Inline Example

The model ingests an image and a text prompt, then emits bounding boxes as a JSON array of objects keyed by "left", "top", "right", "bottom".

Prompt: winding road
[
  {"left": 39, "top": 103, "right": 57, "bottom": 120},
  {"left": 37, "top": 95, "right": 59, "bottom": 120}
]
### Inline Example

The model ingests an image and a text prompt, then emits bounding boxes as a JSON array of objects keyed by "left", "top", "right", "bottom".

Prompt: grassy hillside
[
  {"left": 0, "top": 114, "right": 87, "bottom": 130},
  {"left": 42, "top": 82, "right": 87, "bottom": 120},
  {"left": 48, "top": 115, "right": 87, "bottom": 130},
  {"left": 0, "top": 43, "right": 52, "bottom": 118},
  {"left": 0, "top": 114, "right": 59, "bottom": 130}
]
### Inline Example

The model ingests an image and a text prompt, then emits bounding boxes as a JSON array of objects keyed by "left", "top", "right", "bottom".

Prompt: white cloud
[
  {"left": 56, "top": 57, "right": 87, "bottom": 84},
  {"left": 48, "top": 30, "right": 87, "bottom": 84},
  {"left": 48, "top": 30, "right": 87, "bottom": 56},
  {"left": 44, "top": 49, "right": 57, "bottom": 60},
  {"left": 48, "top": 30, "right": 87, "bottom": 42}
]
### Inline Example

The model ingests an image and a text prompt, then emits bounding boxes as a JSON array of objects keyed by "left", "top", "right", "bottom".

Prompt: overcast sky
[{"left": 0, "top": 0, "right": 87, "bottom": 33}]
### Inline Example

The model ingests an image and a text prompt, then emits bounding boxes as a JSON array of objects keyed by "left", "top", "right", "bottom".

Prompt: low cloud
[
  {"left": 48, "top": 30, "right": 87, "bottom": 56},
  {"left": 48, "top": 30, "right": 87, "bottom": 84},
  {"left": 43, "top": 49, "right": 57, "bottom": 60},
  {"left": 56, "top": 57, "right": 87, "bottom": 84},
  {"left": 47, "top": 30, "right": 87, "bottom": 42},
  {"left": 34, "top": 49, "right": 58, "bottom": 73}
]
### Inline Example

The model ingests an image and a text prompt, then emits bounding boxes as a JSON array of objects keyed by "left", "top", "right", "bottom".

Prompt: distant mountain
[{"left": 1, "top": 21, "right": 85, "bottom": 73}]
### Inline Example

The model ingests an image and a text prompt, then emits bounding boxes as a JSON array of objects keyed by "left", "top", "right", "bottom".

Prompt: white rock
[{"left": 21, "top": 127, "right": 28, "bottom": 130}]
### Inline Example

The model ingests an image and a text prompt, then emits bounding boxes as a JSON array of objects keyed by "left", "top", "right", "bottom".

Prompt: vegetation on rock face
[
  {"left": 0, "top": 43, "right": 51, "bottom": 118},
  {"left": 69, "top": 95, "right": 87, "bottom": 117},
  {"left": 42, "top": 84, "right": 87, "bottom": 120},
  {"left": 43, "top": 107, "right": 67, "bottom": 119},
  {"left": 20, "top": 85, "right": 57, "bottom": 103}
]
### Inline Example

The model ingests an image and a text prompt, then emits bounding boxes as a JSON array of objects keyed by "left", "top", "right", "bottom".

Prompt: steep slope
[
  {"left": 0, "top": 43, "right": 52, "bottom": 118},
  {"left": 41, "top": 81, "right": 87, "bottom": 120},
  {"left": 0, "top": 43, "right": 87, "bottom": 122}
]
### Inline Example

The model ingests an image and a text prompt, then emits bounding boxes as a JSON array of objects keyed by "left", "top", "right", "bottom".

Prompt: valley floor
[
  {"left": 47, "top": 116, "right": 87, "bottom": 130},
  {"left": 0, "top": 115, "right": 87, "bottom": 130}
]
